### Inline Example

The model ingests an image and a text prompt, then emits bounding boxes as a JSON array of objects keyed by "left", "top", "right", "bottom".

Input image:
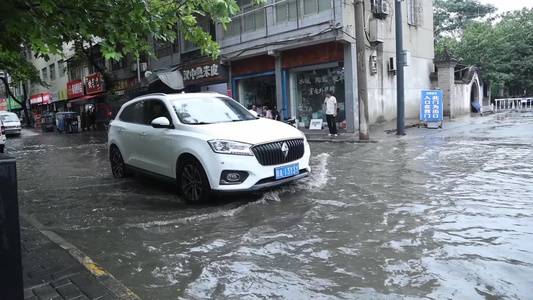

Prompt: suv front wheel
[{"left": 177, "top": 158, "right": 211, "bottom": 204}]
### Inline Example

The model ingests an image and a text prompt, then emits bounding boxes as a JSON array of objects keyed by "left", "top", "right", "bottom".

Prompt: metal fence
[{"left": 494, "top": 98, "right": 533, "bottom": 112}]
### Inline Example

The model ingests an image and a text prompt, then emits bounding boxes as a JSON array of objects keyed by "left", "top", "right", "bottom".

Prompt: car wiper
[{"left": 189, "top": 122, "right": 212, "bottom": 125}]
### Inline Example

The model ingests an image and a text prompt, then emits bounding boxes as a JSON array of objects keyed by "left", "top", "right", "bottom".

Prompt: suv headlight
[{"left": 208, "top": 140, "right": 254, "bottom": 156}]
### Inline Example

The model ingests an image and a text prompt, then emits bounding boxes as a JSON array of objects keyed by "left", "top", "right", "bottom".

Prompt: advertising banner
[
  {"left": 85, "top": 73, "right": 104, "bottom": 94},
  {"left": 30, "top": 94, "right": 43, "bottom": 105},
  {"left": 42, "top": 93, "right": 50, "bottom": 104},
  {"left": 67, "top": 80, "right": 84, "bottom": 99}
]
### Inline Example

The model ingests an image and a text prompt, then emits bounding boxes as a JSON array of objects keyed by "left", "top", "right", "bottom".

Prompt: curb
[{"left": 20, "top": 213, "right": 141, "bottom": 300}]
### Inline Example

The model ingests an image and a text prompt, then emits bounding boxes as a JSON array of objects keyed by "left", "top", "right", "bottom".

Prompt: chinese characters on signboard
[
  {"left": 183, "top": 61, "right": 228, "bottom": 84},
  {"left": 183, "top": 64, "right": 218, "bottom": 81},
  {"left": 420, "top": 90, "right": 443, "bottom": 121},
  {"left": 298, "top": 75, "right": 342, "bottom": 96},
  {"left": 67, "top": 80, "right": 84, "bottom": 99},
  {"left": 42, "top": 93, "right": 50, "bottom": 104},
  {"left": 30, "top": 94, "right": 43, "bottom": 105},
  {"left": 85, "top": 73, "right": 103, "bottom": 94}
]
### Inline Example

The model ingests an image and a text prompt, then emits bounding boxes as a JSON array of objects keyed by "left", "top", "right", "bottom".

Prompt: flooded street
[{"left": 7, "top": 114, "right": 533, "bottom": 299}]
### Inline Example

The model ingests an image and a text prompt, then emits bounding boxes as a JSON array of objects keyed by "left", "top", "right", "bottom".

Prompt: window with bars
[
  {"left": 49, "top": 63, "right": 56, "bottom": 81},
  {"left": 110, "top": 57, "right": 125, "bottom": 71},
  {"left": 58, "top": 60, "right": 66, "bottom": 77},
  {"left": 184, "top": 15, "right": 214, "bottom": 50},
  {"left": 42, "top": 67, "right": 47, "bottom": 82},
  {"left": 275, "top": 0, "right": 331, "bottom": 23},
  {"left": 225, "top": 0, "right": 266, "bottom": 37},
  {"left": 406, "top": 0, "right": 423, "bottom": 26},
  {"left": 155, "top": 40, "right": 173, "bottom": 58}
]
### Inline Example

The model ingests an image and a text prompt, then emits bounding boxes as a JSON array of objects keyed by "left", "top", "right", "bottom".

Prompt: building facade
[{"left": 217, "top": 0, "right": 435, "bottom": 132}]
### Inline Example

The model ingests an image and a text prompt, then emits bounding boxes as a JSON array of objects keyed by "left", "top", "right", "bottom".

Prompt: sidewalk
[{"left": 20, "top": 214, "right": 140, "bottom": 300}]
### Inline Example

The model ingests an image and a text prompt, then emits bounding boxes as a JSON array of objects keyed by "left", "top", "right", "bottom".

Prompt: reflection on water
[{"left": 8, "top": 120, "right": 533, "bottom": 299}]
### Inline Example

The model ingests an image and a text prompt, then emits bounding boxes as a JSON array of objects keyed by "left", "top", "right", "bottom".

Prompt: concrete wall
[
  {"left": 29, "top": 45, "right": 74, "bottom": 96},
  {"left": 453, "top": 72, "right": 483, "bottom": 116},
  {"left": 367, "top": 0, "right": 434, "bottom": 123}
]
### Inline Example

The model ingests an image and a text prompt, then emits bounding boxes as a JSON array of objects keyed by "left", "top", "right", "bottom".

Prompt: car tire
[
  {"left": 110, "top": 146, "right": 130, "bottom": 178},
  {"left": 177, "top": 158, "right": 211, "bottom": 204}
]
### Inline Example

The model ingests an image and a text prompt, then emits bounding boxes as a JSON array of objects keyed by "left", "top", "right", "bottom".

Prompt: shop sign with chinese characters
[
  {"left": 67, "top": 80, "right": 84, "bottom": 99},
  {"left": 85, "top": 73, "right": 104, "bottom": 94},
  {"left": 420, "top": 90, "right": 443, "bottom": 121},
  {"left": 183, "top": 61, "right": 228, "bottom": 85},
  {"left": 42, "top": 93, "right": 50, "bottom": 104},
  {"left": 0, "top": 98, "right": 7, "bottom": 111},
  {"left": 30, "top": 94, "right": 43, "bottom": 105},
  {"left": 58, "top": 89, "right": 68, "bottom": 101},
  {"left": 298, "top": 74, "right": 343, "bottom": 96}
]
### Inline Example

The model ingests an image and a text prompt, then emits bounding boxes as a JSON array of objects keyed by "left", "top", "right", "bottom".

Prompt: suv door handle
[
  {"left": 118, "top": 129, "right": 124, "bottom": 134},
  {"left": 140, "top": 132, "right": 146, "bottom": 137}
]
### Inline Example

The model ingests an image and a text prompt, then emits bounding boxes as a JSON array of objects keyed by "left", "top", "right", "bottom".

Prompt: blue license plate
[{"left": 275, "top": 163, "right": 300, "bottom": 180}]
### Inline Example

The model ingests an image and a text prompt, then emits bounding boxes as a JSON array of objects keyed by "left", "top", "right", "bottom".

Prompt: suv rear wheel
[
  {"left": 110, "top": 146, "right": 130, "bottom": 178},
  {"left": 177, "top": 158, "right": 211, "bottom": 204}
]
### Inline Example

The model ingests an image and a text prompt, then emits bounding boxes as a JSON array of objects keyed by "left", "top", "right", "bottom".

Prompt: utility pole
[
  {"left": 395, "top": 0, "right": 406, "bottom": 135},
  {"left": 354, "top": 0, "right": 369, "bottom": 140}
]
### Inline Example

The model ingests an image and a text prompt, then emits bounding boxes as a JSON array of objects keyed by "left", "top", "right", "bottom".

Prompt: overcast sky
[{"left": 479, "top": 0, "right": 533, "bottom": 13}]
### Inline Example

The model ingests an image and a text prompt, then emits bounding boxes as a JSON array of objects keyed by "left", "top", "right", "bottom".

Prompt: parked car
[
  {"left": 108, "top": 92, "right": 311, "bottom": 204},
  {"left": 0, "top": 119, "right": 5, "bottom": 153},
  {"left": 0, "top": 111, "right": 22, "bottom": 135}
]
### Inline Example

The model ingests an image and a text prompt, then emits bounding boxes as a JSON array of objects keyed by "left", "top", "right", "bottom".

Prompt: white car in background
[
  {"left": 0, "top": 111, "right": 22, "bottom": 135},
  {"left": 108, "top": 92, "right": 311, "bottom": 204},
  {"left": 0, "top": 119, "right": 5, "bottom": 153}
]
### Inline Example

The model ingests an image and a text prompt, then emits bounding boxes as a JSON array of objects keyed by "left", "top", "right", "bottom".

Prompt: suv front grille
[{"left": 251, "top": 139, "right": 305, "bottom": 166}]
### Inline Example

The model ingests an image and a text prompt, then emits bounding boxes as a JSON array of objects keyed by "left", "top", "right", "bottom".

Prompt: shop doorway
[{"left": 236, "top": 75, "right": 277, "bottom": 112}]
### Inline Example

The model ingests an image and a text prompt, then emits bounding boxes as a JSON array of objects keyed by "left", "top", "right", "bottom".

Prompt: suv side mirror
[{"left": 151, "top": 117, "right": 173, "bottom": 129}]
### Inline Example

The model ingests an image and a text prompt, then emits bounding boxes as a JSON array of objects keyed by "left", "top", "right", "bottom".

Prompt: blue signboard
[{"left": 420, "top": 90, "right": 443, "bottom": 121}]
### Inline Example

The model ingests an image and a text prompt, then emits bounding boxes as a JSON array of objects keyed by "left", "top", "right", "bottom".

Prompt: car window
[
  {"left": 171, "top": 97, "right": 256, "bottom": 124},
  {"left": 0, "top": 114, "right": 19, "bottom": 122},
  {"left": 146, "top": 100, "right": 171, "bottom": 123},
  {"left": 119, "top": 101, "right": 146, "bottom": 124}
]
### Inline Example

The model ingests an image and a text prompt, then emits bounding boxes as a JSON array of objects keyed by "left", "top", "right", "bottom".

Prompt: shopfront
[
  {"left": 183, "top": 60, "right": 229, "bottom": 95},
  {"left": 50, "top": 89, "right": 68, "bottom": 112},
  {"left": 288, "top": 63, "right": 345, "bottom": 128},
  {"left": 231, "top": 55, "right": 276, "bottom": 111},
  {"left": 29, "top": 94, "right": 44, "bottom": 127}
]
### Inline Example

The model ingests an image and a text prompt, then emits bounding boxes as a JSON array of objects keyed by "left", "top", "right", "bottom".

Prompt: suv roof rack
[{"left": 141, "top": 93, "right": 167, "bottom": 97}]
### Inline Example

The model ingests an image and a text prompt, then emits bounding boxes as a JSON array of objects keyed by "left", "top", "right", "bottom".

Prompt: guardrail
[{"left": 494, "top": 98, "right": 533, "bottom": 112}]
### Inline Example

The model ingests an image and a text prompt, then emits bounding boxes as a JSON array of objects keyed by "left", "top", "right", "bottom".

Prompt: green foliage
[
  {"left": 450, "top": 8, "right": 533, "bottom": 94},
  {"left": 433, "top": 0, "right": 497, "bottom": 39},
  {"left": 0, "top": 0, "right": 248, "bottom": 87}
]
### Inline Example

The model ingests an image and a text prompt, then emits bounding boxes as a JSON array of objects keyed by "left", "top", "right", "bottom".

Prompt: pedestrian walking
[{"left": 323, "top": 92, "right": 338, "bottom": 136}]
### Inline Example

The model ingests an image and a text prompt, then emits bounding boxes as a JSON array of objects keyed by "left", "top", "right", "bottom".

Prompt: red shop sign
[
  {"left": 67, "top": 80, "right": 84, "bottom": 99},
  {"left": 85, "top": 73, "right": 103, "bottom": 94},
  {"left": 30, "top": 94, "right": 43, "bottom": 105},
  {"left": 42, "top": 93, "right": 50, "bottom": 104}
]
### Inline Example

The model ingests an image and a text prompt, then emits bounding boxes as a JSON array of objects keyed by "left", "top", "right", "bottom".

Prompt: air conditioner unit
[
  {"left": 372, "top": 0, "right": 390, "bottom": 16},
  {"left": 139, "top": 62, "right": 147, "bottom": 72},
  {"left": 369, "top": 19, "right": 384, "bottom": 43},
  {"left": 388, "top": 57, "right": 397, "bottom": 72}
]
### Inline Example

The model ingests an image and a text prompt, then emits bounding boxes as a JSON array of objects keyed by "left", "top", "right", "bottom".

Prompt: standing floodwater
[{"left": 7, "top": 114, "right": 533, "bottom": 299}]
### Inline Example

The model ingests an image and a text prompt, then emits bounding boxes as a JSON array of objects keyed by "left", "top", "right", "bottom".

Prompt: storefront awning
[
  {"left": 141, "top": 66, "right": 184, "bottom": 90},
  {"left": 68, "top": 94, "right": 99, "bottom": 103}
]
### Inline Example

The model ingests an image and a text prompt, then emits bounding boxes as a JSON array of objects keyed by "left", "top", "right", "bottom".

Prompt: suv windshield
[
  {"left": 172, "top": 97, "right": 257, "bottom": 124},
  {"left": 0, "top": 114, "right": 19, "bottom": 122}
]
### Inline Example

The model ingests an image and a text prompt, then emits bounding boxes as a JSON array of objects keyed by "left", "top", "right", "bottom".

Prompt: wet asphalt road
[{"left": 7, "top": 113, "right": 533, "bottom": 299}]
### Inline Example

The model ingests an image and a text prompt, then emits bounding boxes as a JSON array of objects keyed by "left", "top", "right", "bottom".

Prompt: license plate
[{"left": 275, "top": 163, "right": 299, "bottom": 180}]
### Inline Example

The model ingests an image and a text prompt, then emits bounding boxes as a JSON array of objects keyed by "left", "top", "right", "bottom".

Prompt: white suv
[
  {"left": 108, "top": 93, "right": 311, "bottom": 203},
  {"left": 0, "top": 119, "right": 5, "bottom": 153}
]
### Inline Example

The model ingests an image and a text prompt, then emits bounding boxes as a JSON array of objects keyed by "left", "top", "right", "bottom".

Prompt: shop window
[
  {"left": 49, "top": 63, "right": 56, "bottom": 81},
  {"left": 237, "top": 75, "right": 277, "bottom": 112},
  {"left": 226, "top": 0, "right": 265, "bottom": 37},
  {"left": 295, "top": 66, "right": 345, "bottom": 128}
]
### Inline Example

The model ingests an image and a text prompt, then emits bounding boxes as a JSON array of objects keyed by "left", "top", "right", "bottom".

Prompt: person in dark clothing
[{"left": 81, "top": 109, "right": 87, "bottom": 131}]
